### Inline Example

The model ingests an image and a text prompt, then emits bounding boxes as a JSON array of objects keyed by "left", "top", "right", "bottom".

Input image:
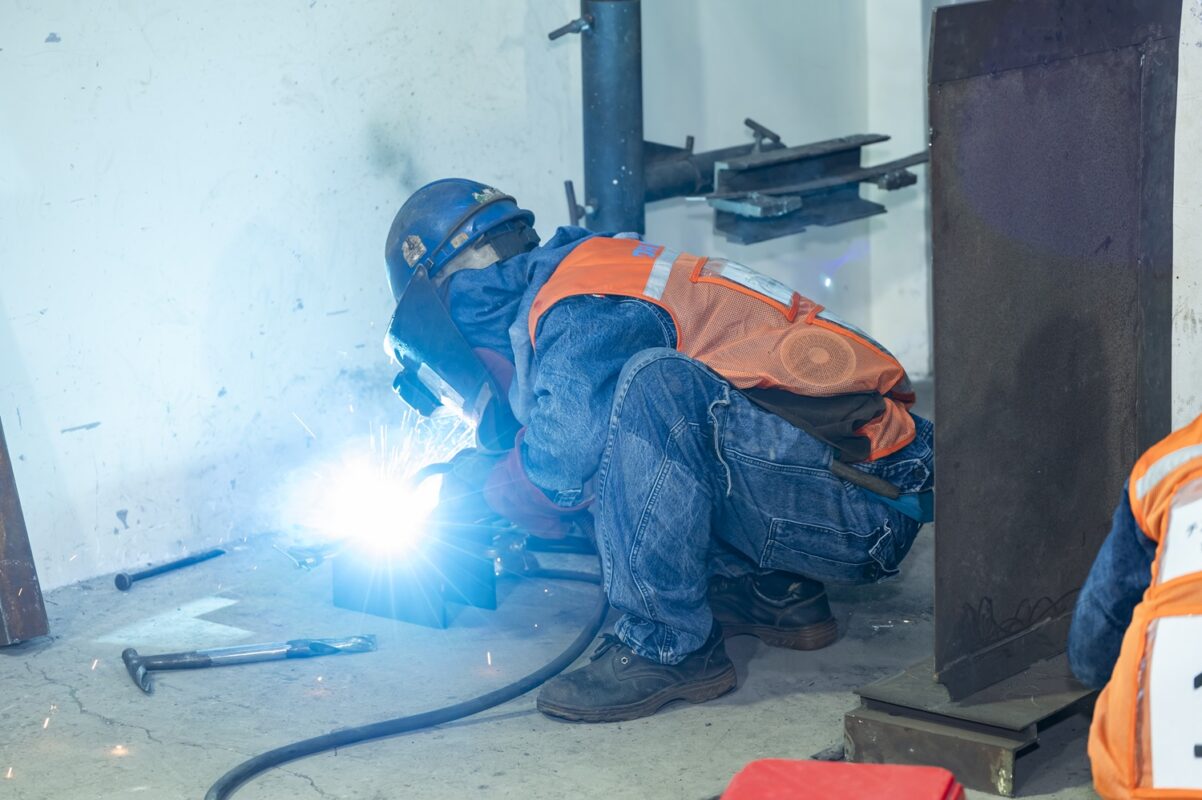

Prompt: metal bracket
[
  {"left": 705, "top": 135, "right": 925, "bottom": 244},
  {"left": 844, "top": 655, "right": 1094, "bottom": 797}
]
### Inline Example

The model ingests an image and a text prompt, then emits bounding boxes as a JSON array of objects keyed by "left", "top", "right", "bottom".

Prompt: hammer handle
[{"left": 140, "top": 652, "right": 214, "bottom": 671}]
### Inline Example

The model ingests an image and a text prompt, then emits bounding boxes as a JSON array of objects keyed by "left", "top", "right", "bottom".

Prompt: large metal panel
[
  {"left": 931, "top": 0, "right": 1178, "bottom": 696},
  {"left": 0, "top": 418, "right": 49, "bottom": 645}
]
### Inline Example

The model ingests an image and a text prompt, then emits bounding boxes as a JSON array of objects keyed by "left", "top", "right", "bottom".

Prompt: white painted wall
[
  {"left": 2, "top": 0, "right": 890, "bottom": 590},
  {"left": 642, "top": 0, "right": 878, "bottom": 343},
  {"left": 642, "top": 0, "right": 941, "bottom": 379},
  {"left": 3, "top": 0, "right": 1196, "bottom": 590},
  {"left": 863, "top": 1, "right": 936, "bottom": 377},
  {"left": 0, "top": 0, "right": 581, "bottom": 589},
  {"left": 1174, "top": 0, "right": 1202, "bottom": 427}
]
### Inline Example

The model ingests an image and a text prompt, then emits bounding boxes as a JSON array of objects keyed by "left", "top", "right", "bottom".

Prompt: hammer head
[{"left": 121, "top": 648, "right": 153, "bottom": 694}]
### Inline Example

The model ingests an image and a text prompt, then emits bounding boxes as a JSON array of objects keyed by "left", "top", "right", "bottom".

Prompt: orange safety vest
[
  {"left": 529, "top": 237, "right": 916, "bottom": 461},
  {"left": 1089, "top": 412, "right": 1202, "bottom": 799}
]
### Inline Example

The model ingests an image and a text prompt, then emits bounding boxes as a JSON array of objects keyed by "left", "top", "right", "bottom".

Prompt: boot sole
[
  {"left": 536, "top": 665, "right": 738, "bottom": 723},
  {"left": 720, "top": 617, "right": 838, "bottom": 650}
]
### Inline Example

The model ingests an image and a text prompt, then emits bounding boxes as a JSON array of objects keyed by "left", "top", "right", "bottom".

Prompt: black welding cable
[{"left": 204, "top": 569, "right": 606, "bottom": 800}]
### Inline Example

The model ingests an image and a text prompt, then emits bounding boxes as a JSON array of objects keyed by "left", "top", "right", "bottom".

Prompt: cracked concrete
[
  {"left": 0, "top": 391, "right": 1099, "bottom": 800},
  {"left": 0, "top": 539, "right": 1100, "bottom": 799}
]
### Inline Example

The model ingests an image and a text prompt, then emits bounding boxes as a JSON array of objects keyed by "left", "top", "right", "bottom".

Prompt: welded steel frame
[{"left": 558, "top": 0, "right": 924, "bottom": 241}]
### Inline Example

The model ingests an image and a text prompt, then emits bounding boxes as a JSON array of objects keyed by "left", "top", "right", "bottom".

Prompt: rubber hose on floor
[{"left": 204, "top": 569, "right": 606, "bottom": 800}]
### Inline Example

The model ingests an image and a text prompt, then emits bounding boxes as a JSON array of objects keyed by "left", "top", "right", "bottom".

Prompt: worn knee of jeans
[
  {"left": 597, "top": 349, "right": 725, "bottom": 662},
  {"left": 611, "top": 348, "right": 714, "bottom": 427}
]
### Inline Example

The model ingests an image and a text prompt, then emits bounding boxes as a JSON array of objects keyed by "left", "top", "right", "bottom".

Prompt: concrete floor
[
  {"left": 0, "top": 384, "right": 1099, "bottom": 800},
  {"left": 0, "top": 529, "right": 1099, "bottom": 800}
]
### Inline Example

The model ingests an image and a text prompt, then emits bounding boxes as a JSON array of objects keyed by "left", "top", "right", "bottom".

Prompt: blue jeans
[
  {"left": 593, "top": 349, "right": 935, "bottom": 665},
  {"left": 1067, "top": 483, "right": 1156, "bottom": 689}
]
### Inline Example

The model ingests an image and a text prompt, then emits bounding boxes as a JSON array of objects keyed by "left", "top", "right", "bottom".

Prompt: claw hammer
[{"left": 121, "top": 635, "right": 377, "bottom": 694}]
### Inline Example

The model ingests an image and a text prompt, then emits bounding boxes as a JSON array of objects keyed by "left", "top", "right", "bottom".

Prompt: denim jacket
[
  {"left": 447, "top": 226, "right": 676, "bottom": 507},
  {"left": 446, "top": 226, "right": 930, "bottom": 512},
  {"left": 1067, "top": 484, "right": 1156, "bottom": 688}
]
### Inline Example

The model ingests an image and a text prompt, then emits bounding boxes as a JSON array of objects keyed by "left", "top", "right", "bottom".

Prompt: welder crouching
[{"left": 382, "top": 178, "right": 934, "bottom": 723}]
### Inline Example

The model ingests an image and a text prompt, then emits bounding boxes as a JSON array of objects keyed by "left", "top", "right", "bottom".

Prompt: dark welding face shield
[{"left": 385, "top": 270, "right": 521, "bottom": 451}]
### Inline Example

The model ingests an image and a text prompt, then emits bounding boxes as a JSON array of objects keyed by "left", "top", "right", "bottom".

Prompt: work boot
[
  {"left": 536, "top": 625, "right": 737, "bottom": 723},
  {"left": 708, "top": 572, "right": 838, "bottom": 650}
]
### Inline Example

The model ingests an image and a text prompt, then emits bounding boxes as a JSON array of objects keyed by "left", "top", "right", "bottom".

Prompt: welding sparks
[
  {"left": 42, "top": 717, "right": 50, "bottom": 730},
  {"left": 91, "top": 659, "right": 99, "bottom": 671},
  {"left": 486, "top": 651, "right": 492, "bottom": 666},
  {"left": 274, "top": 410, "right": 474, "bottom": 556},
  {"left": 110, "top": 745, "right": 129, "bottom": 757},
  {"left": 4, "top": 766, "right": 12, "bottom": 779},
  {"left": 69, "top": 554, "right": 78, "bottom": 561},
  {"left": 291, "top": 412, "right": 318, "bottom": 439}
]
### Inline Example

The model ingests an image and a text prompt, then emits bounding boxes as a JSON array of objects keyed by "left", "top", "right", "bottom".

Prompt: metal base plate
[
  {"left": 332, "top": 539, "right": 497, "bottom": 629},
  {"left": 844, "top": 654, "right": 1094, "bottom": 796}
]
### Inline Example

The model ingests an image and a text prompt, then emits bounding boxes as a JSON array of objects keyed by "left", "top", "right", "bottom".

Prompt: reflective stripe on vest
[
  {"left": 1090, "top": 468, "right": 1202, "bottom": 798},
  {"left": 529, "top": 237, "right": 917, "bottom": 461},
  {"left": 1129, "top": 414, "right": 1202, "bottom": 542}
]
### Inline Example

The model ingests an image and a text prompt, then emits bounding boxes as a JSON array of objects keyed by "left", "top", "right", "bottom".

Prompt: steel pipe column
[{"left": 581, "top": 0, "right": 645, "bottom": 233}]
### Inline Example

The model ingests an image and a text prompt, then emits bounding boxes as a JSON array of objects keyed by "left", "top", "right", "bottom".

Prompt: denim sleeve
[
  {"left": 1067, "top": 483, "right": 1157, "bottom": 689},
  {"left": 521, "top": 295, "right": 675, "bottom": 506}
]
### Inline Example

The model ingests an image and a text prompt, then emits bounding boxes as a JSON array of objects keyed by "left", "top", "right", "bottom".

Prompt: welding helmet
[{"left": 383, "top": 179, "right": 536, "bottom": 450}]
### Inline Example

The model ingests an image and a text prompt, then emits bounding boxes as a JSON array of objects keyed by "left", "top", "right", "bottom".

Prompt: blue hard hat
[{"left": 384, "top": 178, "right": 536, "bottom": 301}]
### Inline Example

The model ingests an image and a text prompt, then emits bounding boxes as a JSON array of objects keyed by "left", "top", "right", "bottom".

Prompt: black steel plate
[{"left": 929, "top": 0, "right": 1179, "bottom": 695}]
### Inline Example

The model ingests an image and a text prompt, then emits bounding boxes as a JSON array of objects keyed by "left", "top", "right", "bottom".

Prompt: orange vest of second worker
[
  {"left": 528, "top": 236, "right": 916, "bottom": 461},
  {"left": 1089, "top": 412, "right": 1202, "bottom": 798}
]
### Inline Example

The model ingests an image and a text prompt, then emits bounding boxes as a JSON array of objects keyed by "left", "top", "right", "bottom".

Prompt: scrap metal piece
[
  {"left": 873, "top": 168, "right": 918, "bottom": 191},
  {"left": 273, "top": 541, "right": 343, "bottom": 571},
  {"left": 0, "top": 418, "right": 48, "bottom": 646}
]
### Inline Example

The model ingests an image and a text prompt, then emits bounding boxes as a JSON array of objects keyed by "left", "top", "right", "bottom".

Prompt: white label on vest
[
  {"left": 699, "top": 258, "right": 796, "bottom": 309},
  {"left": 1159, "top": 496, "right": 1202, "bottom": 586},
  {"left": 1147, "top": 615, "right": 1202, "bottom": 789}
]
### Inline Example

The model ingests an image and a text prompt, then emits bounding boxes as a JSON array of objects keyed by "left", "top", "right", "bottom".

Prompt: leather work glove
[
  {"left": 430, "top": 447, "right": 507, "bottom": 525},
  {"left": 482, "top": 433, "right": 592, "bottom": 540}
]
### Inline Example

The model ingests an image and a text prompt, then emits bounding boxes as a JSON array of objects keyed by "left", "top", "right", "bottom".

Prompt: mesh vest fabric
[{"left": 528, "top": 237, "right": 916, "bottom": 462}]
